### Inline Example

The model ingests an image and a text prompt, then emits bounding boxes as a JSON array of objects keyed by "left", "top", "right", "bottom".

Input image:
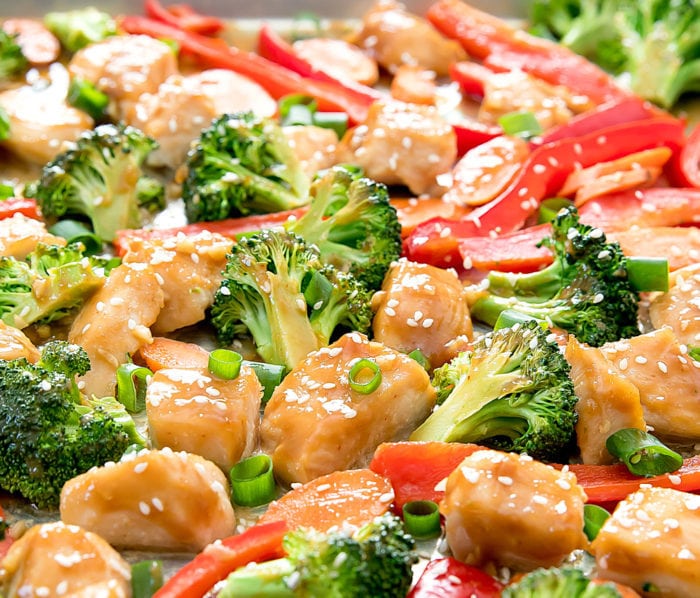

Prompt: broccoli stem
[
  {"left": 219, "top": 558, "right": 297, "bottom": 598},
  {"left": 486, "top": 261, "right": 565, "bottom": 301}
]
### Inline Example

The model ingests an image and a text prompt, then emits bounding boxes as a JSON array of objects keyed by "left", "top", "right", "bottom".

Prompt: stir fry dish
[{"left": 2, "top": 0, "right": 700, "bottom": 595}]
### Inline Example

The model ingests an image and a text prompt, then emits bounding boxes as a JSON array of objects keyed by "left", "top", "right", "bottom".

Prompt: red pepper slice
[
  {"left": 449, "top": 60, "right": 493, "bottom": 99},
  {"left": 407, "top": 557, "right": 504, "bottom": 598},
  {"left": 667, "top": 122, "right": 700, "bottom": 188},
  {"left": 0, "top": 197, "right": 40, "bottom": 220},
  {"left": 452, "top": 120, "right": 502, "bottom": 156},
  {"left": 144, "top": 0, "right": 224, "bottom": 35},
  {"left": 153, "top": 520, "right": 288, "bottom": 598}
]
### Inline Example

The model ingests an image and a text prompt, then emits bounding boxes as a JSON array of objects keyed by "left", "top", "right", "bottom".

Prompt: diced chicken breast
[
  {"left": 592, "top": 486, "right": 700, "bottom": 596},
  {"left": 60, "top": 448, "right": 236, "bottom": 552},
  {"left": 0, "top": 321, "right": 40, "bottom": 362},
  {"left": 649, "top": 263, "right": 700, "bottom": 347},
  {"left": 282, "top": 125, "right": 339, "bottom": 178},
  {"left": 355, "top": 0, "right": 467, "bottom": 75},
  {"left": 68, "top": 34, "right": 177, "bottom": 120},
  {"left": 441, "top": 449, "right": 587, "bottom": 571},
  {"left": 372, "top": 258, "right": 473, "bottom": 368},
  {"left": 565, "top": 336, "right": 646, "bottom": 465},
  {"left": 147, "top": 364, "right": 262, "bottom": 472},
  {"left": 0, "top": 521, "right": 131, "bottom": 598},
  {"left": 122, "top": 231, "right": 233, "bottom": 334},
  {"left": 68, "top": 262, "right": 165, "bottom": 398},
  {"left": 337, "top": 100, "right": 456, "bottom": 196},
  {"left": 602, "top": 327, "right": 700, "bottom": 440},
  {"left": 0, "top": 213, "right": 65, "bottom": 259},
  {"left": 261, "top": 332, "right": 437, "bottom": 486}
]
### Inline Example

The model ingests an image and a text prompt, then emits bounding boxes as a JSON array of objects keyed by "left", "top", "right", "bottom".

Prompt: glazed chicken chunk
[
  {"left": 0, "top": 213, "right": 65, "bottom": 259},
  {"left": 261, "top": 332, "right": 437, "bottom": 486},
  {"left": 0, "top": 321, "right": 40, "bottom": 362},
  {"left": 649, "top": 263, "right": 700, "bottom": 347}
]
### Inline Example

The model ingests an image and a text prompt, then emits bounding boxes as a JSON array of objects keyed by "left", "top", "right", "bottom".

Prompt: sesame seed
[
  {"left": 139, "top": 501, "right": 151, "bottom": 515},
  {"left": 384, "top": 306, "right": 396, "bottom": 317},
  {"left": 422, "top": 318, "right": 434, "bottom": 328},
  {"left": 533, "top": 163, "right": 546, "bottom": 174},
  {"left": 658, "top": 361, "right": 668, "bottom": 374},
  {"left": 498, "top": 475, "right": 513, "bottom": 486},
  {"left": 134, "top": 462, "right": 148, "bottom": 474}
]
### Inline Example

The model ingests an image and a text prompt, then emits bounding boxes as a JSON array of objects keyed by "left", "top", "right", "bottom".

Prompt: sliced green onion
[
  {"left": 285, "top": 103, "right": 315, "bottom": 127},
  {"left": 48, "top": 219, "right": 102, "bottom": 255},
  {"left": 116, "top": 363, "right": 153, "bottom": 413},
  {"left": 688, "top": 346, "right": 700, "bottom": 362},
  {"left": 606, "top": 428, "right": 683, "bottom": 477},
  {"left": 408, "top": 348, "right": 431, "bottom": 371},
  {"left": 348, "top": 358, "right": 382, "bottom": 394},
  {"left": 494, "top": 309, "right": 547, "bottom": 331},
  {"left": 0, "top": 106, "right": 9, "bottom": 141},
  {"left": 303, "top": 270, "right": 333, "bottom": 311},
  {"left": 278, "top": 94, "right": 317, "bottom": 120},
  {"left": 131, "top": 560, "right": 163, "bottom": 598},
  {"left": 402, "top": 500, "right": 441, "bottom": 539},
  {"left": 67, "top": 77, "right": 109, "bottom": 121},
  {"left": 583, "top": 504, "right": 610, "bottom": 542},
  {"left": 243, "top": 360, "right": 286, "bottom": 403},
  {"left": 278, "top": 94, "right": 347, "bottom": 137},
  {"left": 626, "top": 257, "right": 669, "bottom": 292},
  {"left": 312, "top": 111, "right": 348, "bottom": 138},
  {"left": 497, "top": 110, "right": 543, "bottom": 140},
  {"left": 230, "top": 454, "right": 277, "bottom": 507},
  {"left": 159, "top": 37, "right": 180, "bottom": 55},
  {"left": 0, "top": 183, "right": 14, "bottom": 200},
  {"left": 537, "top": 197, "right": 574, "bottom": 224},
  {"left": 209, "top": 349, "right": 243, "bottom": 380}
]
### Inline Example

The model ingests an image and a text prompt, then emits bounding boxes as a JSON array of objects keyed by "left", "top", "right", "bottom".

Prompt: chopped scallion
[
  {"left": 230, "top": 454, "right": 276, "bottom": 507},
  {"left": 131, "top": 560, "right": 163, "bottom": 598},
  {"left": 583, "top": 504, "right": 610, "bottom": 542},
  {"left": 408, "top": 348, "right": 431, "bottom": 371},
  {"left": 115, "top": 363, "right": 153, "bottom": 413},
  {"left": 402, "top": 500, "right": 441, "bottom": 539},
  {"left": 303, "top": 270, "right": 333, "bottom": 311},
  {"left": 0, "top": 106, "right": 9, "bottom": 141},
  {"left": 311, "top": 111, "right": 348, "bottom": 138},
  {"left": 626, "top": 256, "right": 669, "bottom": 292},
  {"left": 243, "top": 360, "right": 286, "bottom": 403},
  {"left": 48, "top": 219, "right": 103, "bottom": 255},
  {"left": 0, "top": 183, "right": 14, "bottom": 200},
  {"left": 348, "top": 358, "right": 382, "bottom": 394},
  {"left": 606, "top": 428, "right": 683, "bottom": 477},
  {"left": 209, "top": 349, "right": 243, "bottom": 380},
  {"left": 67, "top": 77, "right": 109, "bottom": 122},
  {"left": 498, "top": 110, "right": 543, "bottom": 140}
]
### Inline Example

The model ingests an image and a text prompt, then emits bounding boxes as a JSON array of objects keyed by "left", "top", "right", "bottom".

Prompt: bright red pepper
[
  {"left": 407, "top": 557, "right": 504, "bottom": 598},
  {"left": 667, "top": 122, "right": 700, "bottom": 188},
  {"left": 449, "top": 60, "right": 492, "bottom": 99},
  {"left": 0, "top": 197, "right": 40, "bottom": 220},
  {"left": 143, "top": 0, "right": 224, "bottom": 35},
  {"left": 452, "top": 120, "right": 502, "bottom": 156},
  {"left": 153, "top": 520, "right": 288, "bottom": 598}
]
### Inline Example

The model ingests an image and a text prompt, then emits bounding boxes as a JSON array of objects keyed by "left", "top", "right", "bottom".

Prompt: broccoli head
[
  {"left": 44, "top": 7, "right": 117, "bottom": 53},
  {"left": 31, "top": 123, "right": 164, "bottom": 243},
  {"left": 0, "top": 29, "right": 27, "bottom": 80},
  {"left": 0, "top": 341, "right": 143, "bottom": 507},
  {"left": 410, "top": 320, "right": 578, "bottom": 462},
  {"left": 288, "top": 165, "right": 402, "bottom": 290},
  {"left": 0, "top": 241, "right": 106, "bottom": 329},
  {"left": 182, "top": 111, "right": 311, "bottom": 222},
  {"left": 219, "top": 513, "right": 417, "bottom": 598},
  {"left": 502, "top": 566, "right": 626, "bottom": 597},
  {"left": 470, "top": 205, "right": 640, "bottom": 347}
]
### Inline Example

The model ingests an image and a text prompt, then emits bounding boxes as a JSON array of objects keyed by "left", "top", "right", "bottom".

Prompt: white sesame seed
[{"left": 139, "top": 501, "right": 151, "bottom": 515}]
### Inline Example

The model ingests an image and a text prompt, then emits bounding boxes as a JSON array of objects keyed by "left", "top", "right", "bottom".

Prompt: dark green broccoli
[
  {"left": 44, "top": 7, "right": 117, "bottom": 52},
  {"left": 182, "top": 112, "right": 311, "bottom": 222},
  {"left": 410, "top": 320, "right": 578, "bottom": 462},
  {"left": 30, "top": 123, "right": 164, "bottom": 243},
  {"left": 0, "top": 29, "right": 27, "bottom": 80},
  {"left": 209, "top": 229, "right": 372, "bottom": 370},
  {"left": 502, "top": 566, "right": 625, "bottom": 597},
  {"left": 219, "top": 513, "right": 417, "bottom": 598},
  {"left": 0, "top": 242, "right": 105, "bottom": 329},
  {"left": 470, "top": 205, "right": 640, "bottom": 347},
  {"left": 0, "top": 340, "right": 145, "bottom": 507},
  {"left": 287, "top": 165, "right": 402, "bottom": 290}
]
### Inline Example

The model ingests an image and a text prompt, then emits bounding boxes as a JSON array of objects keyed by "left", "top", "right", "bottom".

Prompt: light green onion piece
[
  {"left": 626, "top": 257, "right": 669, "bottom": 292},
  {"left": 537, "top": 197, "right": 574, "bottom": 224},
  {"left": 494, "top": 309, "right": 547, "bottom": 331},
  {"left": 67, "top": 77, "right": 109, "bottom": 121},
  {"left": 348, "top": 358, "right": 382, "bottom": 394},
  {"left": 0, "top": 106, "right": 10, "bottom": 141},
  {"left": 115, "top": 363, "right": 153, "bottom": 413},
  {"left": 230, "top": 454, "right": 277, "bottom": 507},
  {"left": 48, "top": 219, "right": 102, "bottom": 255},
  {"left": 688, "top": 346, "right": 700, "bottom": 362},
  {"left": 408, "top": 348, "right": 431, "bottom": 371},
  {"left": 209, "top": 349, "right": 243, "bottom": 380},
  {"left": 312, "top": 111, "right": 348, "bottom": 138},
  {"left": 0, "top": 183, "right": 14, "bottom": 200},
  {"left": 278, "top": 94, "right": 317, "bottom": 120},
  {"left": 243, "top": 360, "right": 286, "bottom": 403},
  {"left": 583, "top": 504, "right": 610, "bottom": 542},
  {"left": 303, "top": 270, "right": 333, "bottom": 311},
  {"left": 402, "top": 500, "right": 441, "bottom": 539},
  {"left": 131, "top": 560, "right": 163, "bottom": 598},
  {"left": 497, "top": 110, "right": 543, "bottom": 140},
  {"left": 606, "top": 428, "right": 683, "bottom": 477}
]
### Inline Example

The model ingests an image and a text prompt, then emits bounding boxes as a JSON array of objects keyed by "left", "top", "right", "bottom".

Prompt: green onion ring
[
  {"left": 209, "top": 349, "right": 243, "bottom": 380},
  {"left": 115, "top": 363, "right": 153, "bottom": 413},
  {"left": 348, "top": 358, "right": 382, "bottom": 394},
  {"left": 402, "top": 500, "right": 441, "bottom": 539},
  {"left": 130, "top": 559, "right": 164, "bottom": 598},
  {"left": 583, "top": 504, "right": 610, "bottom": 542},
  {"left": 230, "top": 454, "right": 277, "bottom": 507}
]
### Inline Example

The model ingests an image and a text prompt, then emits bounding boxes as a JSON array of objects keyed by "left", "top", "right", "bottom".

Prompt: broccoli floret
[
  {"left": 287, "top": 165, "right": 402, "bottom": 290},
  {"left": 31, "top": 123, "right": 164, "bottom": 243},
  {"left": 470, "top": 205, "right": 640, "bottom": 347},
  {"left": 210, "top": 229, "right": 372, "bottom": 370},
  {"left": 0, "top": 29, "right": 27, "bottom": 80},
  {"left": 0, "top": 341, "right": 144, "bottom": 507},
  {"left": 44, "top": 7, "right": 117, "bottom": 52},
  {"left": 502, "top": 566, "right": 625, "bottom": 597},
  {"left": 0, "top": 242, "right": 105, "bottom": 329},
  {"left": 182, "top": 112, "right": 311, "bottom": 222},
  {"left": 410, "top": 320, "right": 578, "bottom": 462},
  {"left": 219, "top": 513, "right": 417, "bottom": 598}
]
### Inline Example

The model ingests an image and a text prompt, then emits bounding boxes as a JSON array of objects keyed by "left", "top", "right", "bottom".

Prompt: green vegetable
[
  {"left": 0, "top": 30, "right": 27, "bottom": 80},
  {"left": 498, "top": 110, "right": 543, "bottom": 139},
  {"left": 402, "top": 500, "right": 441, "bottom": 539},
  {"left": 115, "top": 363, "right": 153, "bottom": 413},
  {"left": 67, "top": 77, "right": 110, "bottom": 121},
  {"left": 503, "top": 565, "right": 625, "bottom": 597},
  {"left": 209, "top": 349, "right": 243, "bottom": 380},
  {"left": 48, "top": 219, "right": 103, "bottom": 255},
  {"left": 626, "top": 256, "right": 669, "bottom": 292},
  {"left": 131, "top": 560, "right": 164, "bottom": 598},
  {"left": 583, "top": 504, "right": 610, "bottom": 542},
  {"left": 230, "top": 454, "right": 276, "bottom": 507},
  {"left": 44, "top": 7, "right": 117, "bottom": 52},
  {"left": 606, "top": 428, "right": 683, "bottom": 477},
  {"left": 348, "top": 358, "right": 382, "bottom": 394}
]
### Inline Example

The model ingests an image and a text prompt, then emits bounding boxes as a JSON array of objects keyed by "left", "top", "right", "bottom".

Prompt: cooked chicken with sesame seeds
[
  {"left": 60, "top": 448, "right": 236, "bottom": 552},
  {"left": 591, "top": 486, "right": 700, "bottom": 597},
  {"left": 649, "top": 263, "right": 700, "bottom": 347},
  {"left": 441, "top": 449, "right": 588, "bottom": 571},
  {"left": 0, "top": 321, "right": 40, "bottom": 362},
  {"left": 68, "top": 262, "right": 165, "bottom": 398},
  {"left": 282, "top": 125, "right": 339, "bottom": 178},
  {"left": 0, "top": 521, "right": 131, "bottom": 598},
  {"left": 260, "top": 332, "right": 436, "bottom": 486},
  {"left": 372, "top": 258, "right": 473, "bottom": 368},
  {"left": 0, "top": 213, "right": 65, "bottom": 259}
]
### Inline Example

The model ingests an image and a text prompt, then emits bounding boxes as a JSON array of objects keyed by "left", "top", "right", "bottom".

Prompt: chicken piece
[
  {"left": 601, "top": 327, "right": 700, "bottom": 440},
  {"left": 68, "top": 262, "right": 164, "bottom": 398},
  {"left": 390, "top": 65, "right": 437, "bottom": 105},
  {"left": 261, "top": 332, "right": 436, "bottom": 486},
  {"left": 282, "top": 125, "right": 339, "bottom": 178},
  {"left": 0, "top": 63, "right": 93, "bottom": 165},
  {"left": 649, "top": 263, "right": 700, "bottom": 347},
  {"left": 372, "top": 258, "right": 472, "bottom": 368},
  {"left": 592, "top": 486, "right": 700, "bottom": 596},
  {"left": 441, "top": 449, "right": 587, "bottom": 571},
  {"left": 355, "top": 0, "right": 466, "bottom": 76},
  {"left": 126, "top": 69, "right": 277, "bottom": 168},
  {"left": 0, "top": 321, "right": 40, "bottom": 362},
  {"left": 293, "top": 38, "right": 379, "bottom": 86},
  {"left": 0, "top": 213, "right": 66, "bottom": 260},
  {"left": 60, "top": 448, "right": 236, "bottom": 552},
  {"left": 0, "top": 521, "right": 131, "bottom": 598},
  {"left": 337, "top": 100, "right": 456, "bottom": 196},
  {"left": 122, "top": 231, "right": 233, "bottom": 334},
  {"left": 68, "top": 34, "right": 177, "bottom": 120},
  {"left": 565, "top": 336, "right": 646, "bottom": 465},
  {"left": 147, "top": 364, "right": 262, "bottom": 472}
]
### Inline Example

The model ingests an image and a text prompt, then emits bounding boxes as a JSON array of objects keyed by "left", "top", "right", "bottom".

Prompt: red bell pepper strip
[
  {"left": 407, "top": 557, "right": 504, "bottom": 598},
  {"left": 153, "top": 520, "right": 288, "bottom": 598},
  {"left": 118, "top": 16, "right": 374, "bottom": 124},
  {"left": 667, "top": 122, "right": 700, "bottom": 188},
  {"left": 0, "top": 504, "right": 13, "bottom": 560},
  {"left": 0, "top": 197, "right": 40, "bottom": 220},
  {"left": 452, "top": 120, "right": 502, "bottom": 156},
  {"left": 427, "top": 0, "right": 627, "bottom": 105},
  {"left": 449, "top": 60, "right": 492, "bottom": 99},
  {"left": 144, "top": 0, "right": 224, "bottom": 35},
  {"left": 403, "top": 116, "right": 687, "bottom": 268}
]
